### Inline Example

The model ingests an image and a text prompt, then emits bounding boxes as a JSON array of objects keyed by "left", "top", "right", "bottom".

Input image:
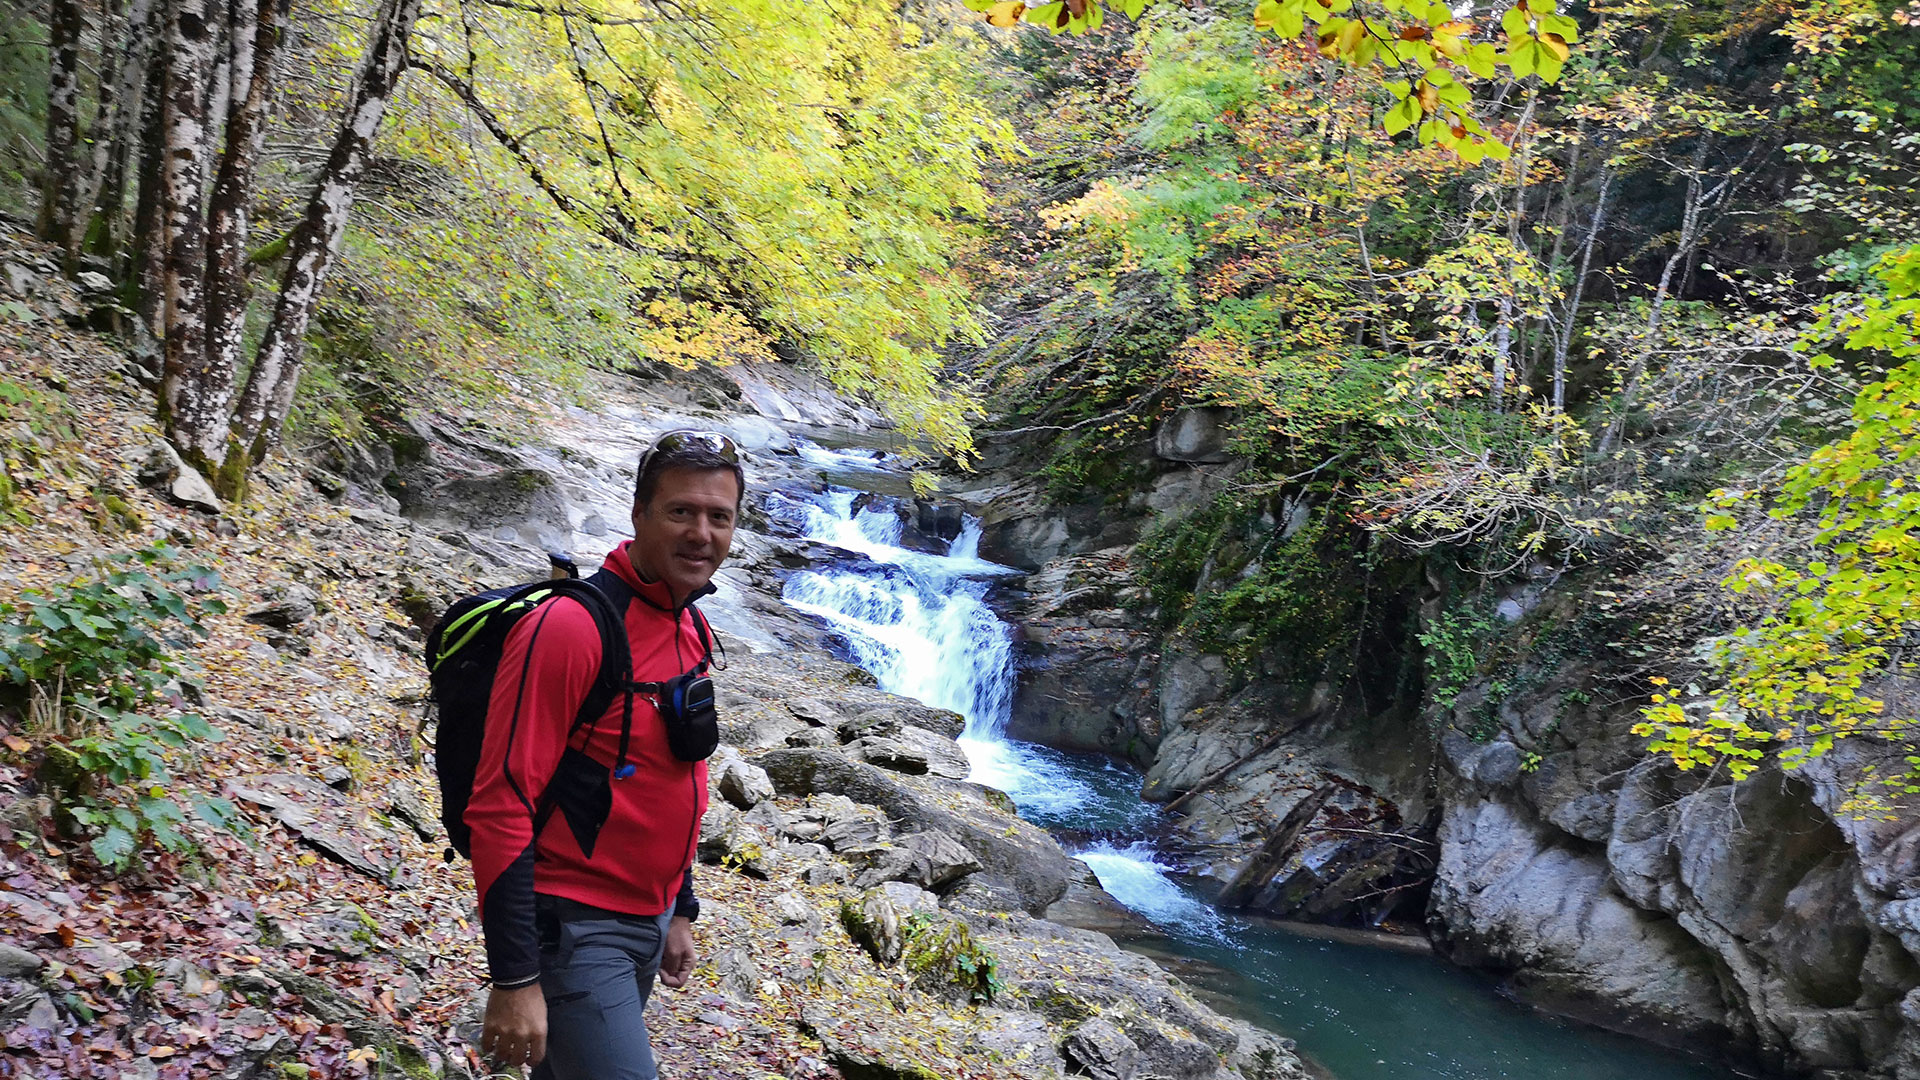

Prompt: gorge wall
[{"left": 971, "top": 407, "right": 1920, "bottom": 1080}]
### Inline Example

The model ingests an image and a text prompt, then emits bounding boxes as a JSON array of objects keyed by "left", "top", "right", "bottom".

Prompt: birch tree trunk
[
  {"left": 131, "top": 42, "right": 169, "bottom": 334},
  {"left": 78, "top": 0, "right": 154, "bottom": 260},
  {"left": 1490, "top": 295, "right": 1512, "bottom": 405},
  {"left": 204, "top": 0, "right": 232, "bottom": 167},
  {"left": 37, "top": 0, "right": 86, "bottom": 248},
  {"left": 204, "top": 0, "right": 286, "bottom": 397},
  {"left": 157, "top": 0, "right": 226, "bottom": 465},
  {"left": 1552, "top": 167, "right": 1611, "bottom": 413},
  {"left": 224, "top": 0, "right": 421, "bottom": 487}
]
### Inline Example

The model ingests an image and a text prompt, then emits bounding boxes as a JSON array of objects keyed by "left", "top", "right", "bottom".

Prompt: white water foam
[{"left": 1075, "top": 842, "right": 1234, "bottom": 943}]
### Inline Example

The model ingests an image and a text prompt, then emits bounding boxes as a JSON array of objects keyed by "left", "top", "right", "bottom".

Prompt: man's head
[{"left": 628, "top": 430, "right": 743, "bottom": 603}]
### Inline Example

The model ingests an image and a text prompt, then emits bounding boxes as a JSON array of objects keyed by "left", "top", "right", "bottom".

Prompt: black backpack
[{"left": 423, "top": 565, "right": 718, "bottom": 859}]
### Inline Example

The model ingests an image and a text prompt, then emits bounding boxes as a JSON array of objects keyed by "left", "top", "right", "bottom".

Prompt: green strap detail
[{"left": 429, "top": 590, "right": 554, "bottom": 672}]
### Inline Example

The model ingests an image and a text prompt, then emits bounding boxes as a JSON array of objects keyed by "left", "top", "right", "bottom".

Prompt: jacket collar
[{"left": 603, "top": 540, "right": 718, "bottom": 611}]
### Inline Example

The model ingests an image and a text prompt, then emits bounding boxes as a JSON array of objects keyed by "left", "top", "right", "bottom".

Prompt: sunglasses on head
[{"left": 636, "top": 429, "right": 740, "bottom": 476}]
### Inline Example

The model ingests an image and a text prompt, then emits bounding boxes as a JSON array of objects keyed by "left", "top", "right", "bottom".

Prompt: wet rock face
[
  {"left": 1004, "top": 548, "right": 1161, "bottom": 760},
  {"left": 415, "top": 466, "right": 575, "bottom": 552},
  {"left": 1423, "top": 641, "right": 1920, "bottom": 1079},
  {"left": 1429, "top": 797, "right": 1735, "bottom": 1046}
]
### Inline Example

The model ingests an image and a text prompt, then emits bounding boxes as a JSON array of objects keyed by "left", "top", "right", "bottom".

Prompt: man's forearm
[{"left": 480, "top": 846, "right": 542, "bottom": 987}]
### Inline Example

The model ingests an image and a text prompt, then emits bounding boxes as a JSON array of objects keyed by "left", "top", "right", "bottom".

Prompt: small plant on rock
[
  {"left": 902, "top": 914, "right": 1005, "bottom": 1005},
  {"left": 0, "top": 542, "right": 242, "bottom": 870}
]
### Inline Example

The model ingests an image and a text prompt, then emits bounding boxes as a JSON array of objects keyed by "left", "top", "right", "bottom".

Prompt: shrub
[
  {"left": 0, "top": 543, "right": 241, "bottom": 870},
  {"left": 1417, "top": 600, "right": 1505, "bottom": 710}
]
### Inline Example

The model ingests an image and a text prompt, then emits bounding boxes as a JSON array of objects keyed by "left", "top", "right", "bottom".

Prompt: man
[{"left": 467, "top": 430, "right": 743, "bottom": 1078}]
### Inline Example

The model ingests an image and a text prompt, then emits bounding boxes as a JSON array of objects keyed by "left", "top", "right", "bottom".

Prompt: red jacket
[{"left": 467, "top": 542, "right": 711, "bottom": 987}]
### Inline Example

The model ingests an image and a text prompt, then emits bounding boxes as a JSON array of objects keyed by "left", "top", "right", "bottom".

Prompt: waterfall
[
  {"left": 774, "top": 473, "right": 1122, "bottom": 821},
  {"left": 779, "top": 493, "right": 1016, "bottom": 739}
]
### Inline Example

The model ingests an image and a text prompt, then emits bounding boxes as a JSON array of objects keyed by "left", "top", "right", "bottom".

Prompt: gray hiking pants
[{"left": 529, "top": 895, "right": 673, "bottom": 1080}]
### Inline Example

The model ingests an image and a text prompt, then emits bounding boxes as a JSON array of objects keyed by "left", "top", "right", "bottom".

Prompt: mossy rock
[{"left": 902, "top": 914, "right": 1003, "bottom": 1005}]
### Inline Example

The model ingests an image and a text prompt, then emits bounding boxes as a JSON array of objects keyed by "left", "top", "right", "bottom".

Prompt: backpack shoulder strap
[
  {"left": 524, "top": 575, "right": 631, "bottom": 840},
  {"left": 584, "top": 566, "right": 635, "bottom": 616},
  {"left": 686, "top": 602, "right": 716, "bottom": 673}
]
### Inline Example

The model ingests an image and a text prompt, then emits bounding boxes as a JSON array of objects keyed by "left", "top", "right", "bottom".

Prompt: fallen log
[{"left": 1214, "top": 783, "right": 1336, "bottom": 910}]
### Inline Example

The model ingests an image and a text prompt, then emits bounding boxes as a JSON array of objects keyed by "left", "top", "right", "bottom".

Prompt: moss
[
  {"left": 87, "top": 486, "right": 144, "bottom": 535},
  {"left": 901, "top": 915, "right": 1004, "bottom": 1005},
  {"left": 210, "top": 447, "right": 252, "bottom": 504},
  {"left": 1140, "top": 492, "right": 1376, "bottom": 683},
  {"left": 977, "top": 787, "right": 1018, "bottom": 815}
]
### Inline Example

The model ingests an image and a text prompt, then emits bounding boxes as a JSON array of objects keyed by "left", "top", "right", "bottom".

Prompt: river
[{"left": 772, "top": 443, "right": 1748, "bottom": 1080}]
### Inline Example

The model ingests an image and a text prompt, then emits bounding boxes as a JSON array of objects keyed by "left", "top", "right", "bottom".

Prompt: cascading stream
[{"left": 774, "top": 447, "right": 1737, "bottom": 1080}]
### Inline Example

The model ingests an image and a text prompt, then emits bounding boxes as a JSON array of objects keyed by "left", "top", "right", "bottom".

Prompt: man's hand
[
  {"left": 660, "top": 916, "right": 696, "bottom": 988},
  {"left": 481, "top": 982, "right": 547, "bottom": 1070}
]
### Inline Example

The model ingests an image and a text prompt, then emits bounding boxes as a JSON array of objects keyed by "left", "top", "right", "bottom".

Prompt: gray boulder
[
  {"left": 1064, "top": 1017, "right": 1142, "bottom": 1080},
  {"left": 137, "top": 440, "right": 222, "bottom": 513},
  {"left": 895, "top": 829, "right": 983, "bottom": 891},
  {"left": 847, "top": 736, "right": 930, "bottom": 775},
  {"left": 841, "top": 887, "right": 905, "bottom": 965},
  {"left": 755, "top": 747, "right": 1082, "bottom": 915},
  {"left": 0, "top": 943, "right": 43, "bottom": 979},
  {"left": 421, "top": 467, "right": 572, "bottom": 550},
  {"left": 1154, "top": 407, "right": 1234, "bottom": 463},
  {"left": 711, "top": 749, "right": 776, "bottom": 809}
]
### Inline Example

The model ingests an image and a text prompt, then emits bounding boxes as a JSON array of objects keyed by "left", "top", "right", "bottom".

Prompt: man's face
[{"left": 629, "top": 466, "right": 740, "bottom": 603}]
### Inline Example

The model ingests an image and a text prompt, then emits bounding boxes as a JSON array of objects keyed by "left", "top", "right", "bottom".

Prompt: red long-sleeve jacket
[{"left": 466, "top": 543, "right": 711, "bottom": 987}]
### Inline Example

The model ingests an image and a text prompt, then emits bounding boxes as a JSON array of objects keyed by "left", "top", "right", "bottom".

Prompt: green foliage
[
  {"left": 0, "top": 544, "right": 240, "bottom": 870},
  {"left": 968, "top": 0, "right": 1576, "bottom": 157},
  {"left": 901, "top": 914, "right": 1005, "bottom": 1005},
  {"left": 1417, "top": 599, "right": 1505, "bottom": 710},
  {"left": 1132, "top": 15, "right": 1264, "bottom": 152},
  {"left": 1637, "top": 245, "right": 1920, "bottom": 783},
  {"left": 397, "top": 0, "right": 1016, "bottom": 462},
  {"left": 1136, "top": 491, "right": 1370, "bottom": 679}
]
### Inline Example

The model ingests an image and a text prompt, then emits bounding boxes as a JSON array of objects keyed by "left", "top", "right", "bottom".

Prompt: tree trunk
[
  {"left": 79, "top": 0, "right": 154, "bottom": 260},
  {"left": 1552, "top": 167, "right": 1611, "bottom": 413},
  {"left": 1215, "top": 785, "right": 1336, "bottom": 910},
  {"left": 158, "top": 0, "right": 225, "bottom": 465},
  {"left": 1490, "top": 295, "right": 1512, "bottom": 405},
  {"left": 225, "top": 0, "right": 421, "bottom": 485},
  {"left": 38, "top": 0, "right": 86, "bottom": 248},
  {"left": 1598, "top": 141, "right": 1710, "bottom": 454},
  {"left": 204, "top": 0, "right": 286, "bottom": 400},
  {"left": 130, "top": 36, "right": 169, "bottom": 333}
]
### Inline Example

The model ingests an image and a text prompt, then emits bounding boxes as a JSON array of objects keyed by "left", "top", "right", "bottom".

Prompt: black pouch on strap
[
  {"left": 535, "top": 746, "right": 614, "bottom": 857},
  {"left": 659, "top": 672, "right": 719, "bottom": 762}
]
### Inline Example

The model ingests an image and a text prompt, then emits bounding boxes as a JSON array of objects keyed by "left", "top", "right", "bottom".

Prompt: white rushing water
[
  {"left": 775, "top": 463, "right": 1172, "bottom": 869},
  {"left": 1076, "top": 842, "right": 1232, "bottom": 939}
]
